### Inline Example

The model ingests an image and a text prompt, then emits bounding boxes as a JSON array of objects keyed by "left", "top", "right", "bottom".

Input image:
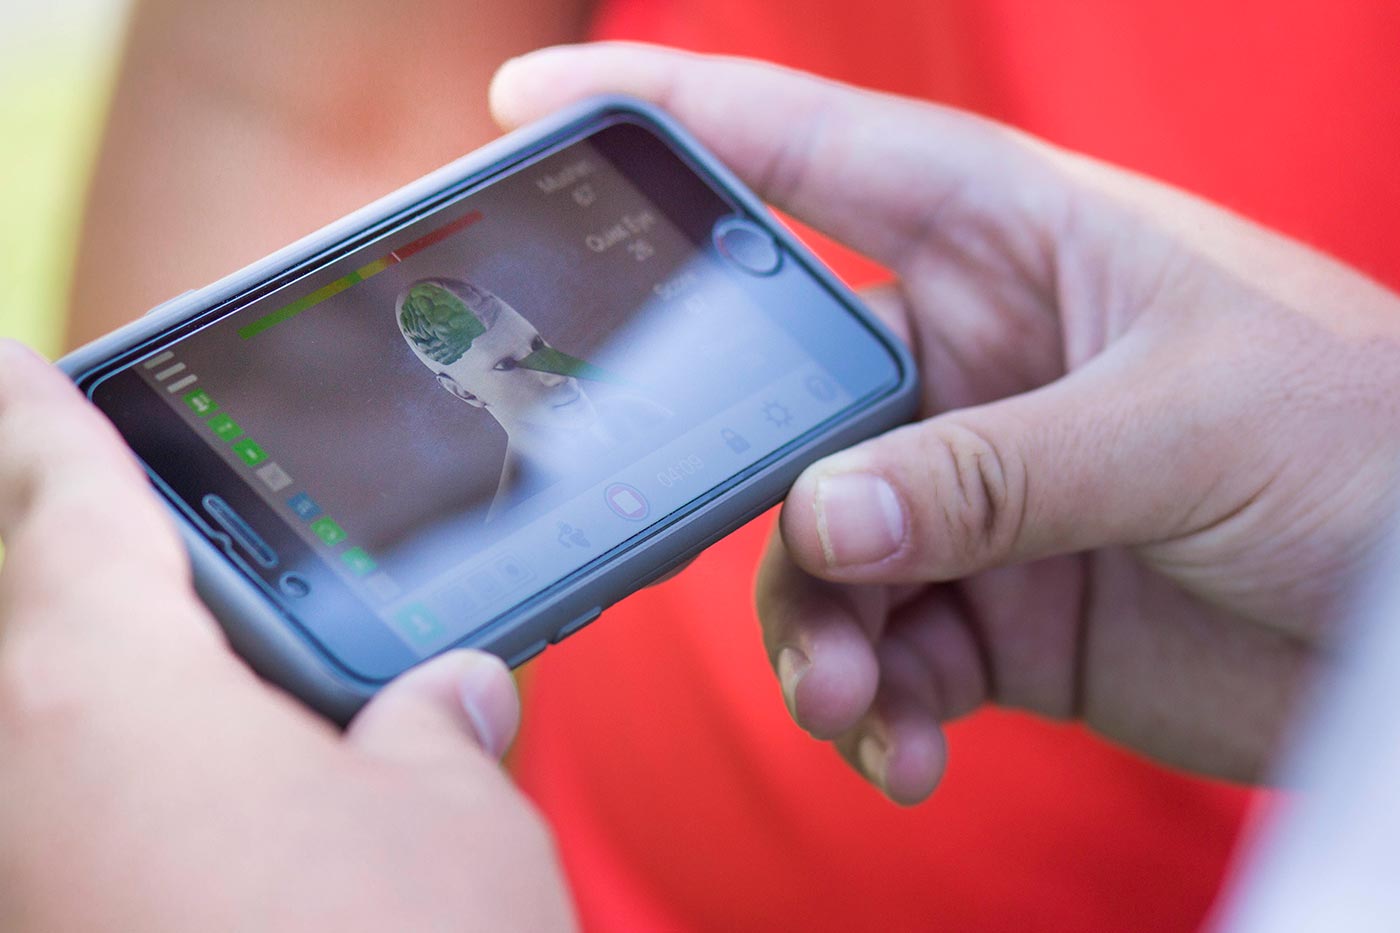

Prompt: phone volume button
[
  {"left": 505, "top": 639, "right": 549, "bottom": 668},
  {"left": 552, "top": 607, "right": 603, "bottom": 644}
]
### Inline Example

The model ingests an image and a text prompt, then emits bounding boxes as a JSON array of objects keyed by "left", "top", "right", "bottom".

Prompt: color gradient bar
[{"left": 237, "top": 209, "right": 483, "bottom": 340}]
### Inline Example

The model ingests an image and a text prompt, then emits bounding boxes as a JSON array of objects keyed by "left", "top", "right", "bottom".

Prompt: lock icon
[{"left": 722, "top": 428, "right": 750, "bottom": 453}]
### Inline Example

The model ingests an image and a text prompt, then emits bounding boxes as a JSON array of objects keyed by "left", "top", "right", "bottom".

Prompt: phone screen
[{"left": 81, "top": 118, "right": 903, "bottom": 680}]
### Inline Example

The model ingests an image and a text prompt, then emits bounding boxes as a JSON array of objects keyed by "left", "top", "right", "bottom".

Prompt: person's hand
[
  {"left": 491, "top": 43, "right": 1400, "bottom": 804},
  {"left": 0, "top": 342, "right": 573, "bottom": 930}
]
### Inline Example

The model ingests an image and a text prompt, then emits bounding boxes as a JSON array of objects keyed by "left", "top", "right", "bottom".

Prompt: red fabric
[{"left": 511, "top": 3, "right": 1400, "bottom": 930}]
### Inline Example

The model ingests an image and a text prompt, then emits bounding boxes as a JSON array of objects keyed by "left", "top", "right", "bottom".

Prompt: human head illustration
[{"left": 395, "top": 277, "right": 601, "bottom": 434}]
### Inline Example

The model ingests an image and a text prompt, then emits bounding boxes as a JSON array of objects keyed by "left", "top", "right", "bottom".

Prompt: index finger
[{"left": 490, "top": 42, "right": 1061, "bottom": 273}]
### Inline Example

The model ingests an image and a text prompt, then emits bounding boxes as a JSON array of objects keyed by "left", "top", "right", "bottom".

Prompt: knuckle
[
  {"left": 749, "top": 92, "right": 835, "bottom": 207},
  {"left": 917, "top": 420, "right": 1023, "bottom": 572}
]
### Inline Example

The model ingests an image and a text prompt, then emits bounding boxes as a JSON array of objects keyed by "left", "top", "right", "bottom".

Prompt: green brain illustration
[
  {"left": 399, "top": 278, "right": 629, "bottom": 385},
  {"left": 398, "top": 281, "right": 486, "bottom": 365}
]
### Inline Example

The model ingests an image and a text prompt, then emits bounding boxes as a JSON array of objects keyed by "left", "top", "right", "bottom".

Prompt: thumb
[
  {"left": 345, "top": 650, "right": 520, "bottom": 764},
  {"left": 781, "top": 347, "right": 1243, "bottom": 583}
]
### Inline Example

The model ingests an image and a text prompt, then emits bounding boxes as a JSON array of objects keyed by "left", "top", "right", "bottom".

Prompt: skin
[
  {"left": 0, "top": 345, "right": 576, "bottom": 932},
  {"left": 490, "top": 44, "right": 1400, "bottom": 804}
]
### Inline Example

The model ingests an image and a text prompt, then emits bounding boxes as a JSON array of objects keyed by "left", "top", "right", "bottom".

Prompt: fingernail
[
  {"left": 858, "top": 731, "right": 888, "bottom": 790},
  {"left": 814, "top": 473, "right": 905, "bottom": 567},
  {"left": 457, "top": 654, "right": 507, "bottom": 759},
  {"left": 777, "top": 645, "right": 810, "bottom": 716}
]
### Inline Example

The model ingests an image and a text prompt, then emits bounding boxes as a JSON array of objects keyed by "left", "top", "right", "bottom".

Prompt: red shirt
[{"left": 511, "top": 3, "right": 1400, "bottom": 929}]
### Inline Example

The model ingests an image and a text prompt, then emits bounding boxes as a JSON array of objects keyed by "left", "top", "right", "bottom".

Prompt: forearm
[{"left": 66, "top": 0, "right": 592, "bottom": 346}]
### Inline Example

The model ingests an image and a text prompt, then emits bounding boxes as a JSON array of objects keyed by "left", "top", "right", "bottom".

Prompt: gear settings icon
[{"left": 761, "top": 401, "right": 793, "bottom": 428}]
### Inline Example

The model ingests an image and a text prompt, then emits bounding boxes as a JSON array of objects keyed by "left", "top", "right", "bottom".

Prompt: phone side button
[
  {"left": 144, "top": 289, "right": 196, "bottom": 316},
  {"left": 551, "top": 607, "right": 603, "bottom": 645},
  {"left": 505, "top": 640, "right": 549, "bottom": 668}
]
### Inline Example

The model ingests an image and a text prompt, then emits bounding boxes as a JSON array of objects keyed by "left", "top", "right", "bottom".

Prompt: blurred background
[{"left": 0, "top": 0, "right": 129, "bottom": 353}]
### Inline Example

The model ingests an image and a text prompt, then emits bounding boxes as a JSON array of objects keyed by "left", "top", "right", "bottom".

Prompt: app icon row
[{"left": 390, "top": 553, "right": 533, "bottom": 651}]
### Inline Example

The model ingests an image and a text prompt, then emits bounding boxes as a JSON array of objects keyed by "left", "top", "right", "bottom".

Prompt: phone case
[{"left": 59, "top": 96, "right": 920, "bottom": 723}]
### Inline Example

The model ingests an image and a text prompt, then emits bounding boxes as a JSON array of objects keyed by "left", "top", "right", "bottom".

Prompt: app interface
[{"left": 126, "top": 127, "right": 873, "bottom": 658}]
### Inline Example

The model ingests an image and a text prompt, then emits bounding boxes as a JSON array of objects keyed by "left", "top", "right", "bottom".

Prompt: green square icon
[
  {"left": 182, "top": 388, "right": 218, "bottom": 418},
  {"left": 341, "top": 546, "right": 377, "bottom": 577},
  {"left": 310, "top": 517, "right": 346, "bottom": 547},
  {"left": 230, "top": 437, "right": 267, "bottom": 467},
  {"left": 208, "top": 413, "right": 242, "bottom": 441}
]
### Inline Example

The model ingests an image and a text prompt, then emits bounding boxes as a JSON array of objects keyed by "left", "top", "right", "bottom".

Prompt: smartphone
[{"left": 61, "top": 97, "right": 918, "bottom": 722}]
